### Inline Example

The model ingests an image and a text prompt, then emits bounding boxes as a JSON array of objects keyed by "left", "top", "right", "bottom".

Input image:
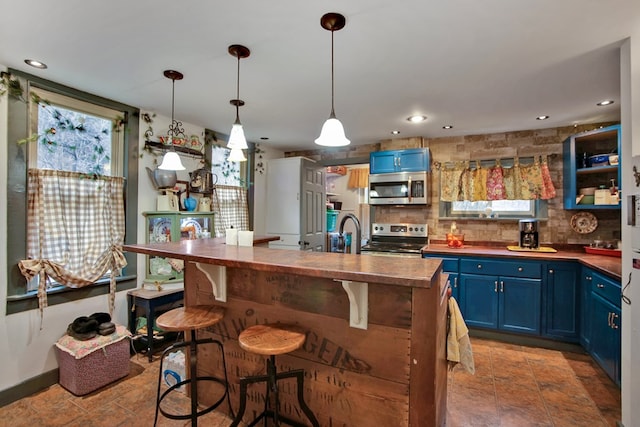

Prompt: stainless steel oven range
[{"left": 361, "top": 223, "right": 428, "bottom": 257}]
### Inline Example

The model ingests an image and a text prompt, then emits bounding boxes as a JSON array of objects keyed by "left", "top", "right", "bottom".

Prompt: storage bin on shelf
[
  {"left": 327, "top": 210, "right": 339, "bottom": 232},
  {"left": 55, "top": 324, "right": 131, "bottom": 396}
]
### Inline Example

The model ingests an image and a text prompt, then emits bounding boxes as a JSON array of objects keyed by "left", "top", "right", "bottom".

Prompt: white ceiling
[{"left": 1, "top": 1, "right": 638, "bottom": 152}]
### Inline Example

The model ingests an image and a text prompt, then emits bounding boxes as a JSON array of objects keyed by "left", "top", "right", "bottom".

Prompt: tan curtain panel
[
  {"left": 347, "top": 167, "right": 369, "bottom": 189},
  {"left": 18, "top": 169, "right": 127, "bottom": 322},
  {"left": 211, "top": 185, "right": 249, "bottom": 237},
  {"left": 439, "top": 156, "right": 556, "bottom": 202}
]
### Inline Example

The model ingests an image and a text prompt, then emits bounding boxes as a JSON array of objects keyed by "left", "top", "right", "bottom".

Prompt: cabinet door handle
[
  {"left": 453, "top": 277, "right": 458, "bottom": 288},
  {"left": 611, "top": 313, "right": 619, "bottom": 329},
  {"left": 518, "top": 267, "right": 523, "bottom": 272},
  {"left": 477, "top": 264, "right": 482, "bottom": 269},
  {"left": 548, "top": 269, "right": 554, "bottom": 274},
  {"left": 500, "top": 281, "right": 504, "bottom": 292},
  {"left": 494, "top": 281, "right": 498, "bottom": 293},
  {"left": 586, "top": 276, "right": 592, "bottom": 281},
  {"left": 597, "top": 283, "right": 605, "bottom": 289},
  {"left": 607, "top": 312, "right": 613, "bottom": 327}
]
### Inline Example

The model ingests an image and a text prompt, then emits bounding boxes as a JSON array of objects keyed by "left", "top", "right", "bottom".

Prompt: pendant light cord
[
  {"left": 235, "top": 54, "right": 241, "bottom": 122},
  {"left": 330, "top": 29, "right": 336, "bottom": 118}
]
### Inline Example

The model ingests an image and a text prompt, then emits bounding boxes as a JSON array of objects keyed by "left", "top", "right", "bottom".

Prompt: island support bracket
[
  {"left": 194, "top": 263, "right": 227, "bottom": 302},
  {"left": 336, "top": 280, "right": 368, "bottom": 330}
]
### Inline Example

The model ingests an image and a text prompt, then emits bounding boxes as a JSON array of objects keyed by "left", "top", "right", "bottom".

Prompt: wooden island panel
[{"left": 186, "top": 262, "right": 447, "bottom": 427}]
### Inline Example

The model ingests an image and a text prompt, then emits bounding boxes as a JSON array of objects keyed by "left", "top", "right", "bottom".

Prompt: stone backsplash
[{"left": 287, "top": 122, "right": 621, "bottom": 247}]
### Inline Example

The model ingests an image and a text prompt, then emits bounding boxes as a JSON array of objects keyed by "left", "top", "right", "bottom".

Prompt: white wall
[
  {"left": 621, "top": 33, "right": 640, "bottom": 426},
  {"left": 0, "top": 63, "right": 129, "bottom": 393}
]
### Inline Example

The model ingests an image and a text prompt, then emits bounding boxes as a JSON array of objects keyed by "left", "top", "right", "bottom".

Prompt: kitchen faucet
[{"left": 338, "top": 213, "right": 361, "bottom": 254}]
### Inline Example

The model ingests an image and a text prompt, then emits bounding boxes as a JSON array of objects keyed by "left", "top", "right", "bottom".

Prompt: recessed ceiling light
[
  {"left": 536, "top": 115, "right": 549, "bottom": 120},
  {"left": 24, "top": 59, "right": 47, "bottom": 69},
  {"left": 596, "top": 100, "right": 614, "bottom": 106},
  {"left": 391, "top": 130, "right": 400, "bottom": 135},
  {"left": 407, "top": 115, "right": 427, "bottom": 123},
  {"left": 442, "top": 125, "right": 453, "bottom": 129}
]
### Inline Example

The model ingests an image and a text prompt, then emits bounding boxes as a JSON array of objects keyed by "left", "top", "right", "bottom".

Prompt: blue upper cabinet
[
  {"left": 370, "top": 148, "right": 430, "bottom": 174},
  {"left": 562, "top": 124, "right": 621, "bottom": 210}
]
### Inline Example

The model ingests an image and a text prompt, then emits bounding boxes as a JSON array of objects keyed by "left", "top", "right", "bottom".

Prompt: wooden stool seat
[
  {"left": 231, "top": 323, "right": 319, "bottom": 427},
  {"left": 238, "top": 323, "right": 306, "bottom": 356},
  {"left": 156, "top": 305, "right": 225, "bottom": 332},
  {"left": 154, "top": 304, "right": 231, "bottom": 427}
]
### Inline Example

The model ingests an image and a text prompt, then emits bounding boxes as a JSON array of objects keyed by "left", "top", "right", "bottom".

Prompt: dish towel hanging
[{"left": 447, "top": 297, "right": 475, "bottom": 374}]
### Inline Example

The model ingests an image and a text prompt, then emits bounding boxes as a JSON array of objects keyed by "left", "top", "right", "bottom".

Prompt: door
[
  {"left": 300, "top": 158, "right": 325, "bottom": 251},
  {"left": 545, "top": 263, "right": 579, "bottom": 340},
  {"left": 369, "top": 151, "right": 398, "bottom": 174},
  {"left": 499, "top": 277, "right": 541, "bottom": 335},
  {"left": 460, "top": 273, "right": 498, "bottom": 329},
  {"left": 590, "top": 293, "right": 621, "bottom": 384}
]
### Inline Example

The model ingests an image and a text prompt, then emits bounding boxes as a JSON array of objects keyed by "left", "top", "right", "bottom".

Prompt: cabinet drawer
[
  {"left": 591, "top": 270, "right": 621, "bottom": 307},
  {"left": 460, "top": 258, "right": 541, "bottom": 278}
]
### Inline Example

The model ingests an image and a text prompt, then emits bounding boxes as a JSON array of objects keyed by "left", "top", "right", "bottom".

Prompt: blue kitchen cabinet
[
  {"left": 544, "top": 262, "right": 579, "bottom": 342},
  {"left": 423, "top": 254, "right": 459, "bottom": 300},
  {"left": 370, "top": 148, "right": 430, "bottom": 174},
  {"left": 580, "top": 268, "right": 593, "bottom": 349},
  {"left": 562, "top": 124, "right": 621, "bottom": 210},
  {"left": 587, "top": 268, "right": 621, "bottom": 385},
  {"left": 459, "top": 258, "right": 542, "bottom": 335}
]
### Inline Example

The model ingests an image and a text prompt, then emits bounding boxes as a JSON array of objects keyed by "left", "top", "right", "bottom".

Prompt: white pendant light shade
[
  {"left": 227, "top": 120, "right": 248, "bottom": 149},
  {"left": 158, "top": 150, "right": 186, "bottom": 170},
  {"left": 228, "top": 147, "right": 247, "bottom": 162},
  {"left": 315, "top": 116, "right": 350, "bottom": 147},
  {"left": 316, "top": 13, "right": 350, "bottom": 147}
]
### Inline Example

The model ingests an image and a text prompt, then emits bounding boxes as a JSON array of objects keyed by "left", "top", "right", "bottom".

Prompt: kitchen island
[{"left": 124, "top": 238, "right": 449, "bottom": 427}]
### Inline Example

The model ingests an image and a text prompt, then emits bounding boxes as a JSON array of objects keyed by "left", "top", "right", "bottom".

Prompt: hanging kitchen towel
[
  {"left": 440, "top": 164, "right": 464, "bottom": 202},
  {"left": 486, "top": 160, "right": 507, "bottom": 200},
  {"left": 447, "top": 297, "right": 475, "bottom": 374},
  {"left": 471, "top": 162, "right": 487, "bottom": 201},
  {"left": 539, "top": 155, "right": 557, "bottom": 199},
  {"left": 459, "top": 161, "right": 473, "bottom": 201}
]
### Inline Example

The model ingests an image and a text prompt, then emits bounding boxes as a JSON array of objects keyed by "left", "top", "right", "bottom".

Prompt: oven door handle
[{"left": 408, "top": 176, "right": 412, "bottom": 202}]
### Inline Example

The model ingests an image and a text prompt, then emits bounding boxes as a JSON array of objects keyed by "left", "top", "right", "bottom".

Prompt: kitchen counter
[
  {"left": 422, "top": 244, "right": 622, "bottom": 280},
  {"left": 124, "top": 239, "right": 448, "bottom": 426}
]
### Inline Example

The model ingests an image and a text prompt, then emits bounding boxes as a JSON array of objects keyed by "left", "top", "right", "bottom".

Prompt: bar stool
[
  {"left": 230, "top": 323, "right": 320, "bottom": 427},
  {"left": 154, "top": 305, "right": 232, "bottom": 427}
]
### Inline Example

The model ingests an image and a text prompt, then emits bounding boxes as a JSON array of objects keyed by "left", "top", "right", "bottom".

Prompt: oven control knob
[
  {"left": 420, "top": 227, "right": 425, "bottom": 232},
  {"left": 409, "top": 227, "right": 413, "bottom": 232}
]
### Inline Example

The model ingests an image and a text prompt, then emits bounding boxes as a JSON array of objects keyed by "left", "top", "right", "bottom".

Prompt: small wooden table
[{"left": 127, "top": 287, "right": 184, "bottom": 361}]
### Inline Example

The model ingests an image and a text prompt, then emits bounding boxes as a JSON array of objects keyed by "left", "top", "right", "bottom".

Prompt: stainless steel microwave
[{"left": 369, "top": 171, "right": 429, "bottom": 205}]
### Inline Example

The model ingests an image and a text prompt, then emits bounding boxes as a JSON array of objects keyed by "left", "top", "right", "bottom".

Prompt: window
[
  {"left": 27, "top": 88, "right": 124, "bottom": 176},
  {"left": 5, "top": 69, "right": 139, "bottom": 314},
  {"left": 211, "top": 144, "right": 243, "bottom": 186}
]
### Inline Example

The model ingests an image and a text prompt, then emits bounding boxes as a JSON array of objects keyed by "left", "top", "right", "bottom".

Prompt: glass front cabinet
[{"left": 142, "top": 211, "right": 215, "bottom": 284}]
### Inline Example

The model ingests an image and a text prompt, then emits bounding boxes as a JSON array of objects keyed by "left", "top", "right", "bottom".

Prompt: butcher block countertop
[
  {"left": 125, "top": 238, "right": 442, "bottom": 288},
  {"left": 422, "top": 244, "right": 622, "bottom": 280}
]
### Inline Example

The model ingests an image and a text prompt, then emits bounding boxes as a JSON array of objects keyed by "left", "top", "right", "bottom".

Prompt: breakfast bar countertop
[
  {"left": 125, "top": 238, "right": 443, "bottom": 289},
  {"left": 422, "top": 244, "right": 622, "bottom": 280}
]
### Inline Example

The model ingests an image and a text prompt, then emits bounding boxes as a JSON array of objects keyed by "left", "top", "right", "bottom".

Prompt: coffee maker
[{"left": 519, "top": 219, "right": 539, "bottom": 249}]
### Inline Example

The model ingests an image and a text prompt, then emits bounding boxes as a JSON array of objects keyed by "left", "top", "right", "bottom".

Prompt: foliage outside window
[{"left": 211, "top": 144, "right": 244, "bottom": 186}]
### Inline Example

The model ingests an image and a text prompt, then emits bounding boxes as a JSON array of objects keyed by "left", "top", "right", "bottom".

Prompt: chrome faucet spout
[{"left": 338, "top": 213, "right": 361, "bottom": 254}]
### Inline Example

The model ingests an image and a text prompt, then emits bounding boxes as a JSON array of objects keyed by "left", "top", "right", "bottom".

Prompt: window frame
[{"left": 5, "top": 69, "right": 140, "bottom": 314}]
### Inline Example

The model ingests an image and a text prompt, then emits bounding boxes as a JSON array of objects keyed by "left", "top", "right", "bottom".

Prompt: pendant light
[
  {"left": 158, "top": 70, "right": 186, "bottom": 171},
  {"left": 315, "top": 12, "right": 350, "bottom": 147},
  {"left": 228, "top": 147, "right": 247, "bottom": 162},
  {"left": 227, "top": 44, "right": 250, "bottom": 151}
]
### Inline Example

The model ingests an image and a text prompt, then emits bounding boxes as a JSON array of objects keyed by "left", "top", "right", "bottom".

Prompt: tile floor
[{"left": 0, "top": 337, "right": 621, "bottom": 426}]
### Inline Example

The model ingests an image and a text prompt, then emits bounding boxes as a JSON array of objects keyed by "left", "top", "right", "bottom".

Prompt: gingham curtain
[
  {"left": 211, "top": 185, "right": 249, "bottom": 237},
  {"left": 18, "top": 169, "right": 127, "bottom": 321}
]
